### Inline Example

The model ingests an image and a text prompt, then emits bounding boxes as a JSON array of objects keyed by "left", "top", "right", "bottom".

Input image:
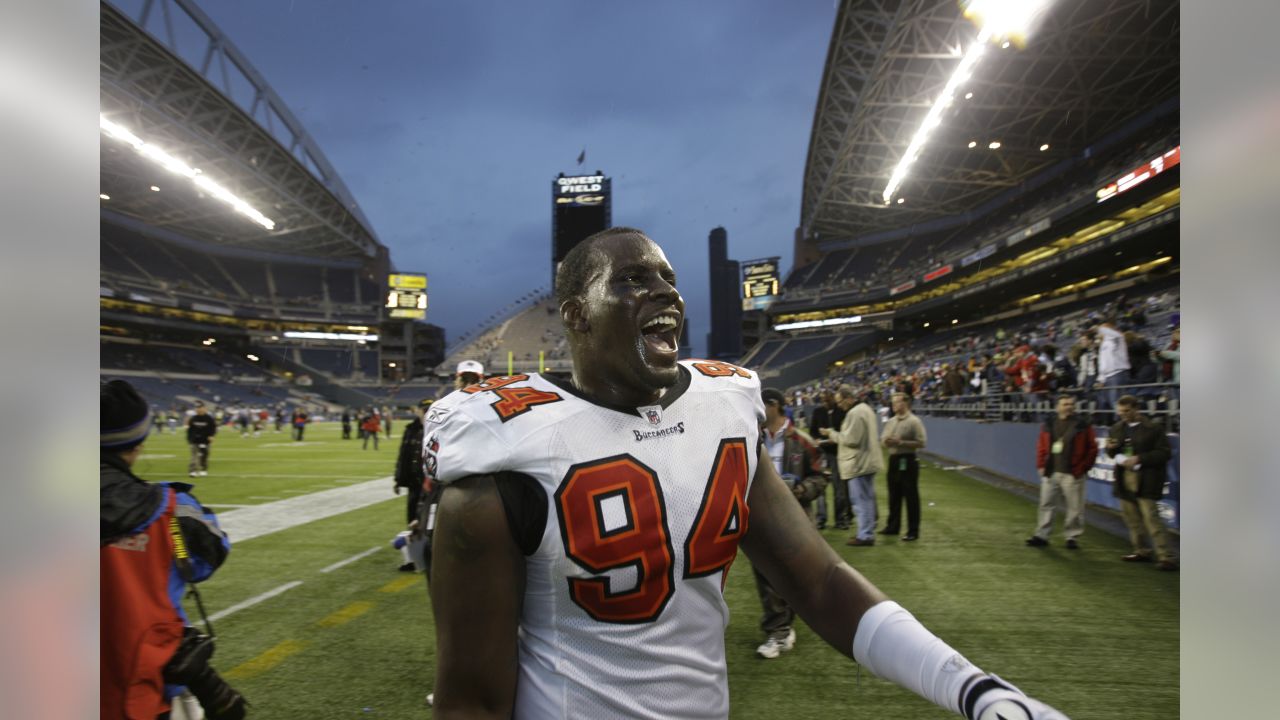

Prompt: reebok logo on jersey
[{"left": 633, "top": 422, "right": 685, "bottom": 442}]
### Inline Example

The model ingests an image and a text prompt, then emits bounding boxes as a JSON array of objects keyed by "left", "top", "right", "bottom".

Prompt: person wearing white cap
[{"left": 455, "top": 359, "right": 484, "bottom": 389}]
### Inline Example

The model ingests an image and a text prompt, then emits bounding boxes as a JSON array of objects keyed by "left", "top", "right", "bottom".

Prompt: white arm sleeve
[
  {"left": 852, "top": 601, "right": 1070, "bottom": 720},
  {"left": 852, "top": 600, "right": 977, "bottom": 715}
]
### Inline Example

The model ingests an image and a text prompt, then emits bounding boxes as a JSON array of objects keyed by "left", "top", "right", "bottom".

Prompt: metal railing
[{"left": 910, "top": 382, "right": 1179, "bottom": 431}]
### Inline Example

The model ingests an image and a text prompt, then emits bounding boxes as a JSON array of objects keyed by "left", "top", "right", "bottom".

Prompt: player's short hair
[
  {"left": 554, "top": 227, "right": 649, "bottom": 307},
  {"left": 1116, "top": 394, "right": 1140, "bottom": 409},
  {"left": 891, "top": 391, "right": 913, "bottom": 405},
  {"left": 761, "top": 387, "right": 786, "bottom": 408}
]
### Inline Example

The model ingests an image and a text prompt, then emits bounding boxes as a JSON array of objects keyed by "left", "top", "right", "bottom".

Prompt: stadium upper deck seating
[{"left": 784, "top": 123, "right": 1180, "bottom": 298}]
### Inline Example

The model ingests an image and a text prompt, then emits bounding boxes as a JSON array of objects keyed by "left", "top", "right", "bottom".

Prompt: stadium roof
[
  {"left": 99, "top": 0, "right": 382, "bottom": 260},
  {"left": 801, "top": 0, "right": 1179, "bottom": 241}
]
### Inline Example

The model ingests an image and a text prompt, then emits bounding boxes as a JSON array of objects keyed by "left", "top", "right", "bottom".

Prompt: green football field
[{"left": 133, "top": 422, "right": 1179, "bottom": 719}]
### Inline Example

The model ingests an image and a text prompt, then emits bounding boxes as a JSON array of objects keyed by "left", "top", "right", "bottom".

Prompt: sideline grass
[
  {"left": 134, "top": 421, "right": 400, "bottom": 505},
  {"left": 157, "top": 430, "right": 1177, "bottom": 719}
]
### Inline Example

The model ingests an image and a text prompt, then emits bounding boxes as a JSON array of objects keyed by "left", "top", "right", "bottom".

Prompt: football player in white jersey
[{"left": 427, "top": 228, "right": 1068, "bottom": 720}]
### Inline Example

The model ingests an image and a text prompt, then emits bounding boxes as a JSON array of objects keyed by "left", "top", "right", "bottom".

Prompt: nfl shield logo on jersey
[{"left": 644, "top": 407, "right": 662, "bottom": 426}]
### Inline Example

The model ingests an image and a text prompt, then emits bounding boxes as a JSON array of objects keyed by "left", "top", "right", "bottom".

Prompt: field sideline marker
[
  {"left": 225, "top": 639, "right": 307, "bottom": 681},
  {"left": 217, "top": 476, "right": 395, "bottom": 542},
  {"left": 207, "top": 580, "right": 303, "bottom": 623},
  {"left": 320, "top": 546, "right": 382, "bottom": 574},
  {"left": 317, "top": 601, "right": 375, "bottom": 628}
]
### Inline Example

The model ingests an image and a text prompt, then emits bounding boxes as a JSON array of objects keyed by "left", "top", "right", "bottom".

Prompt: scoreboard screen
[
  {"left": 386, "top": 273, "right": 428, "bottom": 319},
  {"left": 1096, "top": 145, "right": 1180, "bottom": 203},
  {"left": 741, "top": 257, "right": 780, "bottom": 311},
  {"left": 552, "top": 173, "right": 611, "bottom": 268}
]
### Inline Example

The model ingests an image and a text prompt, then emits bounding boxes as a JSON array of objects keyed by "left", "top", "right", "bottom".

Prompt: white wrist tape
[{"left": 851, "top": 600, "right": 981, "bottom": 715}]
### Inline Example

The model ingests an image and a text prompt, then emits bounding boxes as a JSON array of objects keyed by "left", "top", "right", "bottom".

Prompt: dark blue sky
[{"left": 199, "top": 1, "right": 837, "bottom": 356}]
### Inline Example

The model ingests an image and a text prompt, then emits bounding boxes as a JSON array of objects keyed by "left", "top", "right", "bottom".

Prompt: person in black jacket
[
  {"left": 186, "top": 401, "right": 217, "bottom": 478},
  {"left": 394, "top": 399, "right": 432, "bottom": 523},
  {"left": 1106, "top": 395, "right": 1177, "bottom": 570},
  {"left": 808, "top": 390, "right": 850, "bottom": 530}
]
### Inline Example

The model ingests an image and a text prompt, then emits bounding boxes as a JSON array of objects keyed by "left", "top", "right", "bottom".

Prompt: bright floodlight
[
  {"left": 963, "top": 0, "right": 1052, "bottom": 45},
  {"left": 99, "top": 115, "right": 276, "bottom": 230},
  {"left": 100, "top": 193, "right": 110, "bottom": 200},
  {"left": 1040, "top": 143, "right": 1050, "bottom": 151},
  {"left": 988, "top": 141, "right": 1002, "bottom": 149},
  {"left": 880, "top": 0, "right": 1055, "bottom": 204},
  {"left": 968, "top": 140, "right": 977, "bottom": 148}
]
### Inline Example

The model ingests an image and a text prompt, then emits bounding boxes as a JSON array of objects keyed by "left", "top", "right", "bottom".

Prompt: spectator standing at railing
[
  {"left": 1158, "top": 327, "right": 1180, "bottom": 404},
  {"left": 1095, "top": 318, "right": 1130, "bottom": 418},
  {"left": 1125, "top": 331, "right": 1158, "bottom": 400},
  {"left": 940, "top": 363, "right": 966, "bottom": 400},
  {"left": 1025, "top": 395, "right": 1096, "bottom": 550}
]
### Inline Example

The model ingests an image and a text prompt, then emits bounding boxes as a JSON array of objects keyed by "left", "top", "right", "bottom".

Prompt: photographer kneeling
[{"left": 101, "top": 380, "right": 246, "bottom": 719}]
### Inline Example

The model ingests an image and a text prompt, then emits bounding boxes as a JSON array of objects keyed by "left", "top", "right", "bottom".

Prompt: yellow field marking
[
  {"left": 224, "top": 639, "right": 307, "bottom": 680},
  {"left": 317, "top": 600, "right": 375, "bottom": 628},
  {"left": 377, "top": 575, "right": 421, "bottom": 593}
]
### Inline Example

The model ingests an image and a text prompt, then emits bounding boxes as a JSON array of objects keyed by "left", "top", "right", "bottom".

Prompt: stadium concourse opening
[{"left": 98, "top": 0, "right": 1179, "bottom": 717}]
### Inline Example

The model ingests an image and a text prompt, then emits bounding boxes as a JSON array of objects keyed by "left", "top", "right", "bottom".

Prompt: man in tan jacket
[{"left": 821, "top": 385, "right": 883, "bottom": 546}]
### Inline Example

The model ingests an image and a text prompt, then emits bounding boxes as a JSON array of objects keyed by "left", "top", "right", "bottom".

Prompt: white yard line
[
  {"left": 319, "top": 546, "right": 383, "bottom": 574},
  {"left": 203, "top": 504, "right": 251, "bottom": 509},
  {"left": 215, "top": 476, "right": 395, "bottom": 543},
  {"left": 206, "top": 581, "right": 304, "bottom": 623}
]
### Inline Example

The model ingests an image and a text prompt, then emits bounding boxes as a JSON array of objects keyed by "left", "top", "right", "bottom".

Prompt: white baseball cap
[{"left": 456, "top": 360, "right": 484, "bottom": 376}]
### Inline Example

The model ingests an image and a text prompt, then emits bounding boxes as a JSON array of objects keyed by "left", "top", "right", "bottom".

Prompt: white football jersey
[{"left": 424, "top": 360, "right": 765, "bottom": 719}]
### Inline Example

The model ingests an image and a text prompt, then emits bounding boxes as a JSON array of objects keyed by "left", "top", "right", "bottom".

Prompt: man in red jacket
[{"left": 1026, "top": 395, "right": 1097, "bottom": 549}]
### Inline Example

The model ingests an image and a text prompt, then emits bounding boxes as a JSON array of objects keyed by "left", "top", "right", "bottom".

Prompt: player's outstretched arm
[
  {"left": 430, "top": 474, "right": 524, "bottom": 719},
  {"left": 740, "top": 448, "right": 1068, "bottom": 720}
]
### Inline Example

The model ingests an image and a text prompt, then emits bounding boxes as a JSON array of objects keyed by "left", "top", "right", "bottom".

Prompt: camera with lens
[{"left": 164, "top": 627, "right": 248, "bottom": 720}]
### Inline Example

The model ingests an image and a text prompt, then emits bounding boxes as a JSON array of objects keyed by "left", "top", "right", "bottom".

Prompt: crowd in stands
[
  {"left": 783, "top": 289, "right": 1179, "bottom": 426},
  {"left": 785, "top": 123, "right": 1180, "bottom": 301}
]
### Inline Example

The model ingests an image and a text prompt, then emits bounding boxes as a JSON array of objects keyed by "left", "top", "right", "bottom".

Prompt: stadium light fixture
[
  {"left": 1001, "top": 41, "right": 1010, "bottom": 49},
  {"left": 283, "top": 330, "right": 379, "bottom": 342},
  {"left": 988, "top": 141, "right": 1002, "bottom": 149},
  {"left": 100, "top": 193, "right": 110, "bottom": 200},
  {"left": 964, "top": 92, "right": 974, "bottom": 99},
  {"left": 1040, "top": 143, "right": 1050, "bottom": 151},
  {"left": 880, "top": 0, "right": 1054, "bottom": 204},
  {"left": 246, "top": 354, "right": 259, "bottom": 361},
  {"left": 772, "top": 315, "right": 863, "bottom": 332},
  {"left": 897, "top": 197, "right": 905, "bottom": 204},
  {"left": 99, "top": 115, "right": 276, "bottom": 231},
  {"left": 967, "top": 140, "right": 977, "bottom": 148}
]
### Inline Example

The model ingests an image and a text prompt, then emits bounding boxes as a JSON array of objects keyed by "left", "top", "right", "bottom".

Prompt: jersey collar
[{"left": 544, "top": 364, "right": 692, "bottom": 418}]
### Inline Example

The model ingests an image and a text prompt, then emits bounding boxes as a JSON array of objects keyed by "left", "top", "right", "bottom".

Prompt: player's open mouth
[{"left": 640, "top": 311, "right": 680, "bottom": 360}]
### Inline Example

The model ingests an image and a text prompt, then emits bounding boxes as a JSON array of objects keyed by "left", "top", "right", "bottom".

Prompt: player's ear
[{"left": 561, "top": 298, "right": 588, "bottom": 333}]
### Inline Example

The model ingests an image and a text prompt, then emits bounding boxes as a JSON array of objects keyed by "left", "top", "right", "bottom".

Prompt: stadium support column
[{"left": 706, "top": 227, "right": 742, "bottom": 361}]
